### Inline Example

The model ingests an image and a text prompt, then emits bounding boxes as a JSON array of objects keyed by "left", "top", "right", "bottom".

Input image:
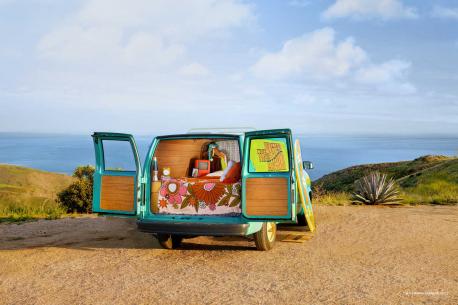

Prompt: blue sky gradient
[{"left": 0, "top": 0, "right": 457, "bottom": 135}]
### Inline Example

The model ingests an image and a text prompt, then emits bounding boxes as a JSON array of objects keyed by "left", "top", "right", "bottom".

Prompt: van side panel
[{"left": 245, "top": 177, "right": 289, "bottom": 217}]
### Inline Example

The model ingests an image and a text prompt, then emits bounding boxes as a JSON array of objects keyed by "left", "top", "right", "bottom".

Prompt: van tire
[
  {"left": 157, "top": 234, "right": 183, "bottom": 249},
  {"left": 297, "top": 213, "right": 308, "bottom": 226},
  {"left": 254, "top": 222, "right": 276, "bottom": 251}
]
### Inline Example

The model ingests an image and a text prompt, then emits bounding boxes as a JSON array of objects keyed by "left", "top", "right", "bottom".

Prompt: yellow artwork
[{"left": 249, "top": 138, "right": 289, "bottom": 172}]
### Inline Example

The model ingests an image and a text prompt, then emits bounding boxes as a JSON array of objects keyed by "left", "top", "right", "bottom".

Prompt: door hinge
[{"left": 140, "top": 176, "right": 147, "bottom": 184}]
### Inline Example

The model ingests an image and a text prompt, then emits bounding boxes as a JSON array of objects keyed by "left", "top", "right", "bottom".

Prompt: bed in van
[{"left": 91, "top": 128, "right": 315, "bottom": 250}]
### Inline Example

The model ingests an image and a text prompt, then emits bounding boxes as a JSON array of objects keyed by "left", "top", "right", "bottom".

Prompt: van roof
[
  {"left": 187, "top": 127, "right": 256, "bottom": 135},
  {"left": 157, "top": 133, "right": 241, "bottom": 139}
]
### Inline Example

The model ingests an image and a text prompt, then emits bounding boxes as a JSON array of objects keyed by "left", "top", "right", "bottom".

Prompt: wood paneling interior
[
  {"left": 153, "top": 139, "right": 215, "bottom": 178},
  {"left": 150, "top": 138, "right": 238, "bottom": 212},
  {"left": 245, "top": 177, "right": 289, "bottom": 216},
  {"left": 150, "top": 181, "right": 161, "bottom": 214},
  {"left": 101, "top": 175, "right": 135, "bottom": 212}
]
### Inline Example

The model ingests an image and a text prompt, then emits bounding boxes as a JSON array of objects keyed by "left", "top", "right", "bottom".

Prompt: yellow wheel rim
[{"left": 267, "top": 222, "right": 276, "bottom": 242}]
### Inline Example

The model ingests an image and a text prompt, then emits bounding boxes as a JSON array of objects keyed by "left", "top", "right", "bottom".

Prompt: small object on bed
[
  {"left": 162, "top": 167, "right": 171, "bottom": 180},
  {"left": 191, "top": 168, "right": 199, "bottom": 177},
  {"left": 194, "top": 159, "right": 210, "bottom": 177},
  {"left": 152, "top": 157, "right": 159, "bottom": 182}
]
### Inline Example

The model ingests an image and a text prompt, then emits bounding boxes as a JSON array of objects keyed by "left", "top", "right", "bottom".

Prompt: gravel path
[{"left": 1, "top": 205, "right": 457, "bottom": 305}]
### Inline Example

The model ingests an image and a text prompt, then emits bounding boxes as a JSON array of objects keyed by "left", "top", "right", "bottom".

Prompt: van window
[
  {"left": 248, "top": 137, "right": 289, "bottom": 173},
  {"left": 102, "top": 140, "right": 136, "bottom": 171}
]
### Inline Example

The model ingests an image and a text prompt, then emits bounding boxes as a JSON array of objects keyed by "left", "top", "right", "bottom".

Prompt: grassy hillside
[
  {"left": 315, "top": 155, "right": 458, "bottom": 205},
  {"left": 0, "top": 164, "right": 74, "bottom": 222}
]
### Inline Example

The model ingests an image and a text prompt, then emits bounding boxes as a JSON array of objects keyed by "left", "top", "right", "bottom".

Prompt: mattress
[{"left": 156, "top": 177, "right": 241, "bottom": 216}]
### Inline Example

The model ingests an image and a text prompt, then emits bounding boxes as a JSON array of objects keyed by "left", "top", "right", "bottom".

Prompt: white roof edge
[{"left": 187, "top": 127, "right": 257, "bottom": 135}]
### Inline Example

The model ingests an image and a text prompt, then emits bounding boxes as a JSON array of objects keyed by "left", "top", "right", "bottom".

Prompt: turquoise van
[{"left": 92, "top": 128, "right": 315, "bottom": 251}]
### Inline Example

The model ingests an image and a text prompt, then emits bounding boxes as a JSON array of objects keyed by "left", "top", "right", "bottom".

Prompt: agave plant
[{"left": 352, "top": 172, "right": 401, "bottom": 205}]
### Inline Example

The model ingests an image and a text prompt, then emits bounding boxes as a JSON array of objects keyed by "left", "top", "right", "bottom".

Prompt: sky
[{"left": 0, "top": 0, "right": 457, "bottom": 135}]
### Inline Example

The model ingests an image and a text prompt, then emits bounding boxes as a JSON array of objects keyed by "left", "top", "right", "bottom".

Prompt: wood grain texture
[
  {"left": 101, "top": 175, "right": 135, "bottom": 212},
  {"left": 150, "top": 181, "right": 161, "bottom": 213},
  {"left": 153, "top": 139, "right": 213, "bottom": 178},
  {"left": 245, "top": 177, "right": 289, "bottom": 216}
]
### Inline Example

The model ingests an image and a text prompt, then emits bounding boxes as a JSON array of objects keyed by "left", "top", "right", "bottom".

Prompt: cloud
[
  {"left": 251, "top": 27, "right": 414, "bottom": 94},
  {"left": 179, "top": 63, "right": 210, "bottom": 77},
  {"left": 322, "top": 0, "right": 418, "bottom": 20},
  {"left": 252, "top": 28, "right": 367, "bottom": 79},
  {"left": 37, "top": 0, "right": 253, "bottom": 66},
  {"left": 355, "top": 60, "right": 416, "bottom": 94},
  {"left": 4, "top": 0, "right": 451, "bottom": 136},
  {"left": 76, "top": 0, "right": 253, "bottom": 39},
  {"left": 432, "top": 6, "right": 458, "bottom": 19}
]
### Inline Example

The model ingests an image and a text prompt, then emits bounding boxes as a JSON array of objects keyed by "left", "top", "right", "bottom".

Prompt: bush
[
  {"left": 312, "top": 185, "right": 351, "bottom": 205},
  {"left": 352, "top": 171, "right": 401, "bottom": 205},
  {"left": 402, "top": 180, "right": 458, "bottom": 205},
  {"left": 57, "top": 165, "right": 94, "bottom": 213},
  {"left": 0, "top": 198, "right": 66, "bottom": 222}
]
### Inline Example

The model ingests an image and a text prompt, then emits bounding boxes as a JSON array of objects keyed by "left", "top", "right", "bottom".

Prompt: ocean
[{"left": 0, "top": 133, "right": 456, "bottom": 180}]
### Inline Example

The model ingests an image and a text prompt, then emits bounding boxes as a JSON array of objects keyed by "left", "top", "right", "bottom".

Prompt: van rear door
[
  {"left": 92, "top": 132, "right": 142, "bottom": 216},
  {"left": 242, "top": 129, "right": 294, "bottom": 221}
]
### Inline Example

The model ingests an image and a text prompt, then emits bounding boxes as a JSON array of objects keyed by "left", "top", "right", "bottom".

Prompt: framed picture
[{"left": 191, "top": 168, "right": 199, "bottom": 178}]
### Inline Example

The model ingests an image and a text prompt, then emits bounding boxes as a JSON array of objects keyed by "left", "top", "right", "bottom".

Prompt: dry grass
[
  {"left": 314, "top": 192, "right": 351, "bottom": 206},
  {"left": 0, "top": 164, "right": 74, "bottom": 222}
]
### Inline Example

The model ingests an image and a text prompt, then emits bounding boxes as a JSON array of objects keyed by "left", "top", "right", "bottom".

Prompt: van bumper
[{"left": 137, "top": 220, "right": 249, "bottom": 236}]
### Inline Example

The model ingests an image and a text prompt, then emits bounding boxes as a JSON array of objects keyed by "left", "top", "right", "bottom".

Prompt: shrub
[
  {"left": 402, "top": 180, "right": 458, "bottom": 205},
  {"left": 0, "top": 198, "right": 66, "bottom": 222},
  {"left": 352, "top": 172, "right": 401, "bottom": 205},
  {"left": 314, "top": 192, "right": 351, "bottom": 206},
  {"left": 57, "top": 165, "right": 94, "bottom": 213},
  {"left": 312, "top": 185, "right": 351, "bottom": 205}
]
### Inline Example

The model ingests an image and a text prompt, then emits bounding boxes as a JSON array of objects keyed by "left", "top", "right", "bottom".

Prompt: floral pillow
[{"left": 220, "top": 162, "right": 241, "bottom": 183}]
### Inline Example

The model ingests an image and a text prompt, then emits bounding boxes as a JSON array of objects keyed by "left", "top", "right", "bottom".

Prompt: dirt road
[{"left": 1, "top": 205, "right": 457, "bottom": 305}]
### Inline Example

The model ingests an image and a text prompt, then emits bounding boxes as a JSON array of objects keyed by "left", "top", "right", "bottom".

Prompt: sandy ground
[{"left": 0, "top": 205, "right": 457, "bottom": 305}]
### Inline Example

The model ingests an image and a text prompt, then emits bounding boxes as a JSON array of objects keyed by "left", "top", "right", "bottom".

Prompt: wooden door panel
[
  {"left": 245, "top": 177, "right": 289, "bottom": 217},
  {"left": 100, "top": 175, "right": 135, "bottom": 212}
]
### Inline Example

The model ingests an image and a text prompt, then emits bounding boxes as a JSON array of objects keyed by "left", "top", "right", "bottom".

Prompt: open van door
[
  {"left": 242, "top": 129, "right": 294, "bottom": 221},
  {"left": 92, "top": 132, "right": 142, "bottom": 216}
]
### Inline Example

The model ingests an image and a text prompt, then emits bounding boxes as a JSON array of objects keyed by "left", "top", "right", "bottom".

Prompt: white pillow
[
  {"left": 220, "top": 160, "right": 234, "bottom": 182},
  {"left": 205, "top": 170, "right": 224, "bottom": 177}
]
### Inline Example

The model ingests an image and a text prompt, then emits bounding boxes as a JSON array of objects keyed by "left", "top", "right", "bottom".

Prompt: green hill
[
  {"left": 315, "top": 155, "right": 458, "bottom": 205},
  {"left": 0, "top": 164, "right": 74, "bottom": 221}
]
